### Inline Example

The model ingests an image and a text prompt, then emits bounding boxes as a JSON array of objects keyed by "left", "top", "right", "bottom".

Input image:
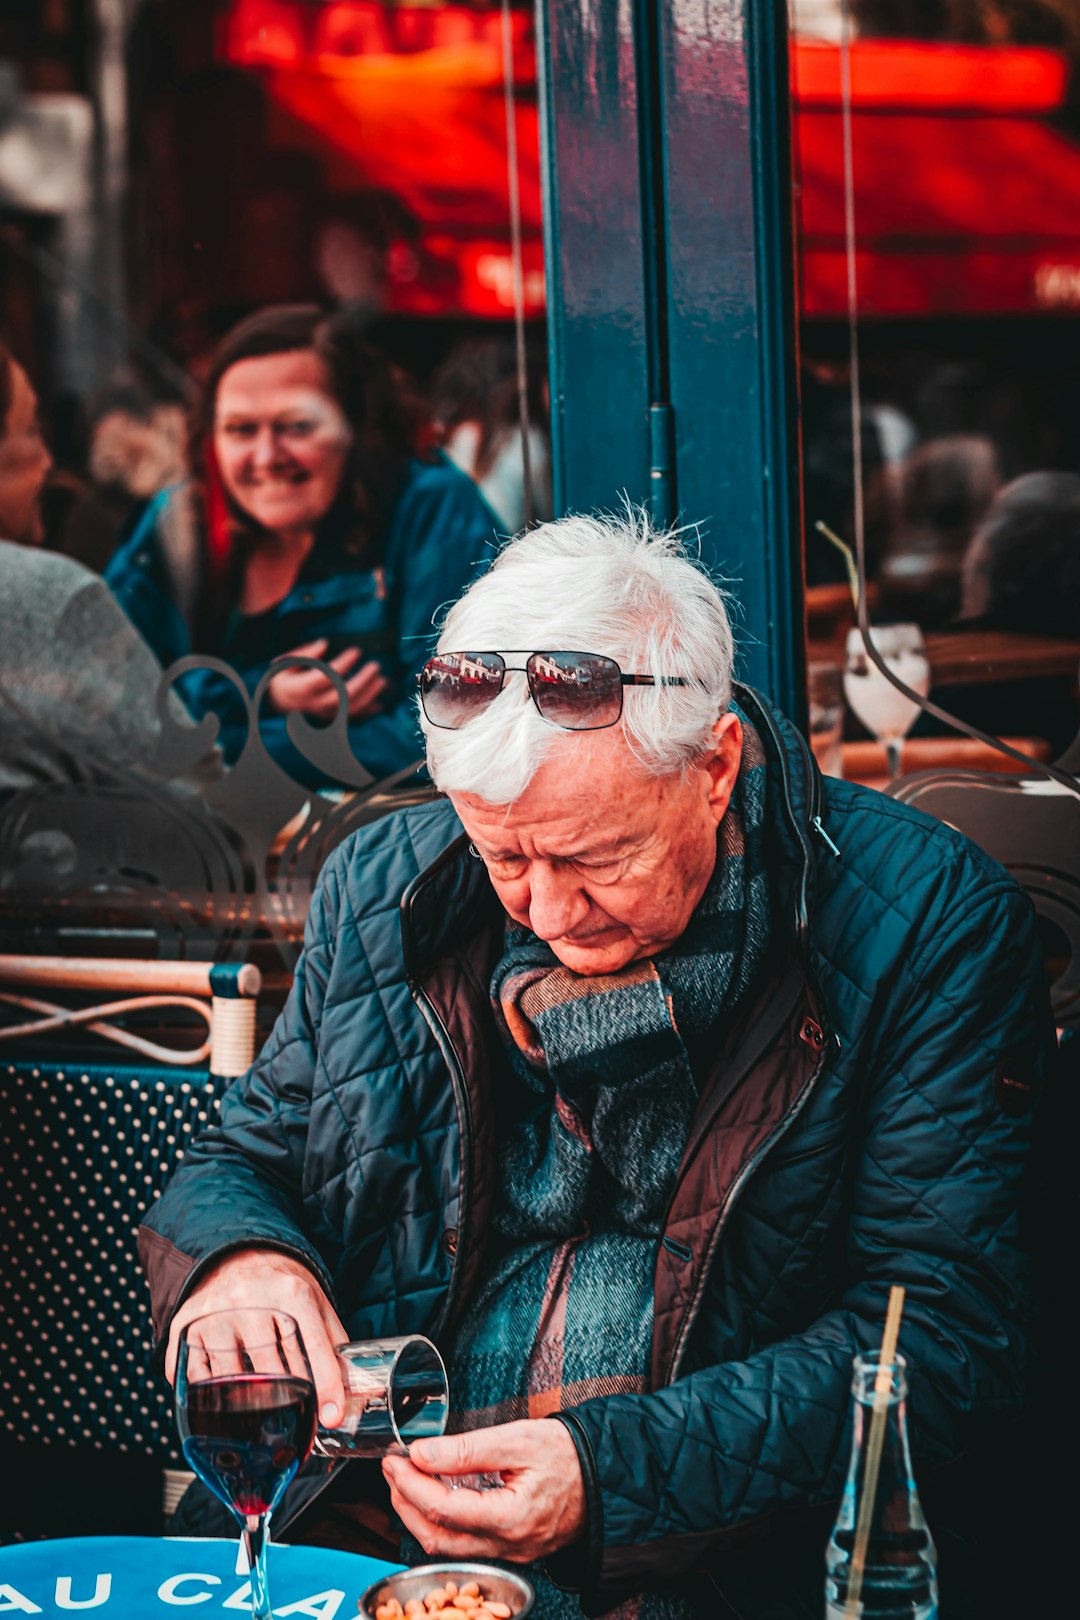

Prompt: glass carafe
[{"left": 825, "top": 1354, "right": 938, "bottom": 1619}]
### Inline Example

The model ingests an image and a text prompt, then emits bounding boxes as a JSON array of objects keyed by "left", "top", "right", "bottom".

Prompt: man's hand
[
  {"left": 382, "top": 1419, "right": 587, "bottom": 1563},
  {"left": 165, "top": 1247, "right": 348, "bottom": 1427},
  {"left": 267, "top": 639, "right": 390, "bottom": 722}
]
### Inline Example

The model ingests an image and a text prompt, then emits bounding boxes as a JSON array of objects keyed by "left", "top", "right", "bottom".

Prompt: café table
[
  {"left": 922, "top": 627, "right": 1080, "bottom": 687},
  {"left": 0, "top": 1535, "right": 400, "bottom": 1618},
  {"left": 808, "top": 625, "right": 1080, "bottom": 685},
  {"left": 839, "top": 732, "right": 1052, "bottom": 792}
]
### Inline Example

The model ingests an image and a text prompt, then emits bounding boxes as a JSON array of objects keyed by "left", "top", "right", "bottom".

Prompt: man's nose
[{"left": 526, "top": 862, "right": 589, "bottom": 942}]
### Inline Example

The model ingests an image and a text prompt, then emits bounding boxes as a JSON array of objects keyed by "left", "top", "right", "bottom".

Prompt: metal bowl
[{"left": 358, "top": 1562, "right": 535, "bottom": 1618}]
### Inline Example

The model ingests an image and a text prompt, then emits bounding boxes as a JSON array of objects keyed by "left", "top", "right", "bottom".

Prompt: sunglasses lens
[
  {"left": 420, "top": 653, "right": 506, "bottom": 728},
  {"left": 527, "top": 652, "right": 623, "bottom": 729}
]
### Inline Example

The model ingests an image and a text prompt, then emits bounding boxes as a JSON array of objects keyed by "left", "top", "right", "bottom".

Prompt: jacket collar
[{"left": 732, "top": 681, "right": 824, "bottom": 952}]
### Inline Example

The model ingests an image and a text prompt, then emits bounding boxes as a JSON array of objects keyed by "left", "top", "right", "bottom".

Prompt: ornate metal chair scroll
[{"left": 0, "top": 654, "right": 432, "bottom": 974}]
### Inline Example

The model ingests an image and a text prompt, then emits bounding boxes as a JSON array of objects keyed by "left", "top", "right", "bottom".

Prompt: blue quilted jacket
[{"left": 140, "top": 687, "right": 1051, "bottom": 1612}]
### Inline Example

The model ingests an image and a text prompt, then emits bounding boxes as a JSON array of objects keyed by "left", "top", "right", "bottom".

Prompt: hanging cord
[
  {"left": 836, "top": 5, "right": 1080, "bottom": 797},
  {"left": 0, "top": 991, "right": 211, "bottom": 1066},
  {"left": 839, "top": 5, "right": 866, "bottom": 586},
  {"left": 500, "top": 0, "right": 534, "bottom": 530}
]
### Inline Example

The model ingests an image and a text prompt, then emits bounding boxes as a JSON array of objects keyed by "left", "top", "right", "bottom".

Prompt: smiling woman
[
  {"left": 213, "top": 349, "right": 354, "bottom": 574},
  {"left": 104, "top": 305, "right": 497, "bottom": 788}
]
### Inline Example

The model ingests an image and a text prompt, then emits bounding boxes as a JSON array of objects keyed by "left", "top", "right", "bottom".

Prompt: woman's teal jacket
[{"left": 105, "top": 456, "right": 496, "bottom": 787}]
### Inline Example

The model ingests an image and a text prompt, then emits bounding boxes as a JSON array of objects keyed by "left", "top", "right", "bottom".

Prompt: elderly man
[{"left": 142, "top": 512, "right": 1049, "bottom": 1617}]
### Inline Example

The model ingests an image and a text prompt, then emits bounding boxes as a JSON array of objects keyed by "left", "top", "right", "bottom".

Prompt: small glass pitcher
[{"left": 311, "top": 1334, "right": 449, "bottom": 1459}]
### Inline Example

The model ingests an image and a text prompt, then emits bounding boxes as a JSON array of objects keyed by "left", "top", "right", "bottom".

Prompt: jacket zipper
[
  {"left": 812, "top": 815, "right": 842, "bottom": 861},
  {"left": 662, "top": 1017, "right": 829, "bottom": 1385}
]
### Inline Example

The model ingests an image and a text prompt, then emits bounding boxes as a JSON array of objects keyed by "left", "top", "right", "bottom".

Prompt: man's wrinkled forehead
[{"left": 451, "top": 728, "right": 679, "bottom": 839}]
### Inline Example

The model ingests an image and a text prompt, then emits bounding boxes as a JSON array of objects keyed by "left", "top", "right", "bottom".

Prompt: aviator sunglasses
[{"left": 418, "top": 650, "right": 691, "bottom": 731}]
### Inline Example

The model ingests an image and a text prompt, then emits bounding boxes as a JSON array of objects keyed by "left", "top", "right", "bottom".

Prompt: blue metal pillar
[
  {"left": 537, "top": 0, "right": 805, "bottom": 715},
  {"left": 536, "top": 0, "right": 653, "bottom": 515}
]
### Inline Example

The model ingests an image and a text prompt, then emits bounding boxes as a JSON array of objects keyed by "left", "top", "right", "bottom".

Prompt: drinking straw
[
  {"left": 814, "top": 520, "right": 862, "bottom": 606},
  {"left": 844, "top": 1285, "right": 907, "bottom": 1618}
]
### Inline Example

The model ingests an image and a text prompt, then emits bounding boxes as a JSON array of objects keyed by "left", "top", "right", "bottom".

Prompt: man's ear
[{"left": 703, "top": 711, "right": 743, "bottom": 827}]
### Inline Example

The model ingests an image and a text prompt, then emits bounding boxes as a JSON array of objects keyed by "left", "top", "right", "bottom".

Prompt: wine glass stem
[
  {"left": 242, "top": 1514, "right": 273, "bottom": 1620},
  {"left": 885, "top": 738, "right": 903, "bottom": 781}
]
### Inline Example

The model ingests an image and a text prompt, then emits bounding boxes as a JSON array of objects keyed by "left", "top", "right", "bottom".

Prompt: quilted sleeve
[
  {"left": 137, "top": 845, "right": 349, "bottom": 1349},
  {"left": 555, "top": 870, "right": 1052, "bottom": 1611}
]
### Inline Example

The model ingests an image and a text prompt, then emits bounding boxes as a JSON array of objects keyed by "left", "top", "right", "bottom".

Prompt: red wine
[{"left": 179, "top": 1374, "right": 316, "bottom": 1516}]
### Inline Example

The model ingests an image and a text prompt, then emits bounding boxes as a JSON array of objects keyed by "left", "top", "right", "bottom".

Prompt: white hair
[{"left": 420, "top": 507, "right": 736, "bottom": 803}]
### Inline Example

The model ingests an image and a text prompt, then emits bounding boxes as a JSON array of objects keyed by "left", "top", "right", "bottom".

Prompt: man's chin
[{"left": 548, "top": 935, "right": 639, "bottom": 976}]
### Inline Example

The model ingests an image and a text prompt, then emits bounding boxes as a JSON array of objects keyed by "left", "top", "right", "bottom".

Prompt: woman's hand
[
  {"left": 382, "top": 1419, "right": 587, "bottom": 1563},
  {"left": 267, "top": 638, "right": 390, "bottom": 722},
  {"left": 165, "top": 1247, "right": 348, "bottom": 1428}
]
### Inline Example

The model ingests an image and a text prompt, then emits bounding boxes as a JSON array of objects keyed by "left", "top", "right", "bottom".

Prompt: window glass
[
  {"left": 791, "top": 1, "right": 1080, "bottom": 789},
  {"left": 1, "top": 0, "right": 547, "bottom": 984}
]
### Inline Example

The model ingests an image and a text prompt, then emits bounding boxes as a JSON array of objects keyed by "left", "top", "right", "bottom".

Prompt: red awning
[
  {"left": 220, "top": 0, "right": 543, "bottom": 318},
  {"left": 219, "top": 11, "right": 1080, "bottom": 322},
  {"left": 794, "top": 42, "right": 1080, "bottom": 318}
]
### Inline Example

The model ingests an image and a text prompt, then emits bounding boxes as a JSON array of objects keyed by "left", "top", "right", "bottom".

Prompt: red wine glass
[{"left": 175, "top": 1308, "right": 317, "bottom": 1620}]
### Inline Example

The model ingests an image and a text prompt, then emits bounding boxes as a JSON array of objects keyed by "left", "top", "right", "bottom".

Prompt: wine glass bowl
[
  {"left": 176, "top": 1309, "right": 317, "bottom": 1620},
  {"left": 843, "top": 624, "right": 931, "bottom": 780}
]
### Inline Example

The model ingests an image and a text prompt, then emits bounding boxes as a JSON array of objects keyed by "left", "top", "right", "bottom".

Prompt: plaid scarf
[{"left": 437, "top": 720, "right": 770, "bottom": 1620}]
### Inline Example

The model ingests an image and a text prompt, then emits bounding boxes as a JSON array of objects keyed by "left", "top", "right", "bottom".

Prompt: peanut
[{"left": 367, "top": 1580, "right": 517, "bottom": 1620}]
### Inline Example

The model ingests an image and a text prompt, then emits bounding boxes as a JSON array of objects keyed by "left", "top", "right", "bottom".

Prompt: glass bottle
[{"left": 825, "top": 1353, "right": 938, "bottom": 1619}]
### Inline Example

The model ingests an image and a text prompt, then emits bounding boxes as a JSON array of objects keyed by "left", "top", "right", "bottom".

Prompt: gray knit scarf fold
[{"left": 439, "top": 716, "right": 770, "bottom": 1620}]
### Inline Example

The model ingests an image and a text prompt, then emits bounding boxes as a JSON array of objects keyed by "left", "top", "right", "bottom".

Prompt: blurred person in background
[
  {"left": 0, "top": 339, "right": 202, "bottom": 792},
  {"left": 960, "top": 470, "right": 1080, "bottom": 637},
  {"left": 106, "top": 304, "right": 496, "bottom": 787},
  {"left": 877, "top": 434, "right": 1000, "bottom": 627},
  {"left": 801, "top": 364, "right": 892, "bottom": 585},
  {"left": 924, "top": 470, "right": 1080, "bottom": 758},
  {"left": 431, "top": 333, "right": 551, "bottom": 536},
  {"left": 88, "top": 379, "right": 188, "bottom": 524},
  {"left": 45, "top": 376, "right": 189, "bottom": 576}
]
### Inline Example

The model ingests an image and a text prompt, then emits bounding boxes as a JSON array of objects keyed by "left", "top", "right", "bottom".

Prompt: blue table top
[{"left": 0, "top": 1536, "right": 402, "bottom": 1618}]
